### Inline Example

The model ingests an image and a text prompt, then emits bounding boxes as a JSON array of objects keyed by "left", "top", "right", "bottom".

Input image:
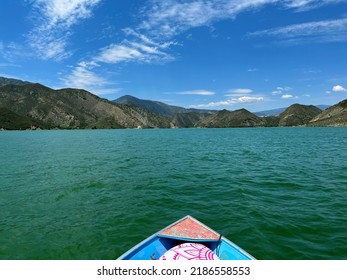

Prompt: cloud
[
  {"left": 139, "top": 0, "right": 345, "bottom": 39},
  {"left": 176, "top": 90, "right": 216, "bottom": 96},
  {"left": 33, "top": 0, "right": 101, "bottom": 27},
  {"left": 282, "top": 94, "right": 294, "bottom": 99},
  {"left": 0, "top": 41, "right": 33, "bottom": 61},
  {"left": 226, "top": 88, "right": 253, "bottom": 94},
  {"left": 82, "top": 28, "right": 175, "bottom": 66},
  {"left": 191, "top": 95, "right": 264, "bottom": 108},
  {"left": 62, "top": 28, "right": 175, "bottom": 94},
  {"left": 28, "top": 0, "right": 101, "bottom": 60},
  {"left": 272, "top": 86, "right": 291, "bottom": 95},
  {"left": 332, "top": 85, "right": 347, "bottom": 92},
  {"left": 62, "top": 62, "right": 106, "bottom": 89},
  {"left": 248, "top": 17, "right": 347, "bottom": 44},
  {"left": 0, "top": 63, "right": 21, "bottom": 68},
  {"left": 283, "top": 0, "right": 346, "bottom": 11},
  {"left": 61, "top": 62, "right": 121, "bottom": 95},
  {"left": 97, "top": 45, "right": 143, "bottom": 64},
  {"left": 96, "top": 40, "right": 173, "bottom": 65}
]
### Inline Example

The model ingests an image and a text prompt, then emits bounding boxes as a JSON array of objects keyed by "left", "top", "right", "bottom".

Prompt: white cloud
[
  {"left": 282, "top": 94, "right": 293, "bottom": 99},
  {"left": 0, "top": 42, "right": 33, "bottom": 61},
  {"left": 140, "top": 0, "right": 344, "bottom": 39},
  {"left": 283, "top": 0, "right": 346, "bottom": 10},
  {"left": 282, "top": 94, "right": 298, "bottom": 99},
  {"left": 332, "top": 85, "right": 347, "bottom": 92},
  {"left": 248, "top": 17, "right": 347, "bottom": 44},
  {"left": 61, "top": 62, "right": 121, "bottom": 96},
  {"left": 177, "top": 90, "right": 216, "bottom": 96},
  {"left": 191, "top": 95, "right": 264, "bottom": 108},
  {"left": 62, "top": 28, "right": 175, "bottom": 96},
  {"left": 95, "top": 29, "right": 174, "bottom": 65},
  {"left": 62, "top": 62, "right": 106, "bottom": 89},
  {"left": 96, "top": 42, "right": 173, "bottom": 65},
  {"left": 272, "top": 86, "right": 291, "bottom": 95},
  {"left": 226, "top": 88, "right": 253, "bottom": 94},
  {"left": 34, "top": 0, "right": 101, "bottom": 27},
  {"left": 97, "top": 45, "right": 143, "bottom": 64},
  {"left": 28, "top": 0, "right": 101, "bottom": 60}
]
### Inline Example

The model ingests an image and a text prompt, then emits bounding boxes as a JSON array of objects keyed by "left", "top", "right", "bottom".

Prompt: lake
[{"left": 0, "top": 127, "right": 346, "bottom": 259}]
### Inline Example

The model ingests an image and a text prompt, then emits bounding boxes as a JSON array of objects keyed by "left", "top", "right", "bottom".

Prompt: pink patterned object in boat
[{"left": 159, "top": 243, "right": 219, "bottom": 260}]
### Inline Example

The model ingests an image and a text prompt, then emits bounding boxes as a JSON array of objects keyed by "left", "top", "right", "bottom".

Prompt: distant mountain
[
  {"left": 113, "top": 95, "right": 187, "bottom": 116},
  {"left": 254, "top": 107, "right": 287, "bottom": 117},
  {"left": 316, "top": 105, "right": 331, "bottom": 111},
  {"left": 279, "top": 104, "right": 322, "bottom": 126},
  {"left": 0, "top": 82, "right": 171, "bottom": 129},
  {"left": 308, "top": 99, "right": 347, "bottom": 127},
  {"left": 113, "top": 95, "right": 216, "bottom": 116},
  {"left": 196, "top": 109, "right": 267, "bottom": 128},
  {"left": 254, "top": 105, "right": 330, "bottom": 117}
]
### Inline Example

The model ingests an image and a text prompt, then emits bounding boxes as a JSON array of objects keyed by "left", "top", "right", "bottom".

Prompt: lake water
[{"left": 1, "top": 127, "right": 346, "bottom": 260}]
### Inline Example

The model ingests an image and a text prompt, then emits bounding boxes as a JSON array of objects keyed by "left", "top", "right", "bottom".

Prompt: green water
[{"left": 1, "top": 128, "right": 346, "bottom": 260}]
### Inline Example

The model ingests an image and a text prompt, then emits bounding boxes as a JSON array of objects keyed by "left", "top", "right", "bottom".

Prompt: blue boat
[{"left": 118, "top": 215, "right": 255, "bottom": 260}]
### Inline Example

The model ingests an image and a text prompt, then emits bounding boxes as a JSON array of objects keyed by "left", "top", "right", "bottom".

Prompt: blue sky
[{"left": 1, "top": 0, "right": 347, "bottom": 111}]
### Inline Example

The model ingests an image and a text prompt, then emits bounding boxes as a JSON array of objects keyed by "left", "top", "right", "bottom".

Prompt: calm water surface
[{"left": 1, "top": 128, "right": 346, "bottom": 259}]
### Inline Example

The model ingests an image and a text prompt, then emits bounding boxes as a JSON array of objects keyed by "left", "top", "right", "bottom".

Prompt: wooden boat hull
[{"left": 118, "top": 216, "right": 255, "bottom": 260}]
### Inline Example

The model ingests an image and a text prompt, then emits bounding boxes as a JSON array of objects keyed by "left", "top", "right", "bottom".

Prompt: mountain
[
  {"left": 308, "top": 99, "right": 347, "bottom": 127},
  {"left": 0, "top": 107, "right": 48, "bottom": 130},
  {"left": 254, "top": 105, "right": 330, "bottom": 117},
  {"left": 113, "top": 95, "right": 188, "bottom": 116},
  {"left": 254, "top": 107, "right": 287, "bottom": 117},
  {"left": 0, "top": 76, "right": 345, "bottom": 130},
  {"left": 170, "top": 112, "right": 212, "bottom": 128},
  {"left": 0, "top": 77, "right": 30, "bottom": 87},
  {"left": 0, "top": 82, "right": 171, "bottom": 129},
  {"left": 196, "top": 109, "right": 267, "bottom": 128},
  {"left": 116, "top": 103, "right": 172, "bottom": 128},
  {"left": 278, "top": 104, "right": 322, "bottom": 126},
  {"left": 113, "top": 95, "right": 216, "bottom": 116}
]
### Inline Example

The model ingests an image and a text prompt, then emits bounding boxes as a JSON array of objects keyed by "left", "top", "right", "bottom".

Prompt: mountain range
[{"left": 0, "top": 76, "right": 346, "bottom": 130}]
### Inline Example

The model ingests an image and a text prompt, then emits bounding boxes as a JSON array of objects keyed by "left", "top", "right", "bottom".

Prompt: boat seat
[{"left": 159, "top": 243, "right": 219, "bottom": 260}]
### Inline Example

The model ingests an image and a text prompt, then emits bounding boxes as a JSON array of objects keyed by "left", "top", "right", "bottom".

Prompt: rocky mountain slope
[
  {"left": 0, "top": 77, "right": 30, "bottom": 87},
  {"left": 113, "top": 95, "right": 216, "bottom": 116},
  {"left": 169, "top": 112, "right": 212, "bottom": 128},
  {"left": 0, "top": 107, "right": 48, "bottom": 130},
  {"left": 196, "top": 109, "right": 267, "bottom": 128},
  {"left": 308, "top": 99, "right": 347, "bottom": 126},
  {"left": 278, "top": 104, "right": 322, "bottom": 126},
  {"left": 0, "top": 83, "right": 170, "bottom": 129},
  {"left": 1, "top": 76, "right": 345, "bottom": 130}
]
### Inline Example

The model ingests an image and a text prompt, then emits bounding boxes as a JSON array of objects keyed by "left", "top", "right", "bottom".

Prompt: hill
[
  {"left": 0, "top": 83, "right": 171, "bottom": 129},
  {"left": 113, "top": 95, "right": 188, "bottom": 116},
  {"left": 254, "top": 107, "right": 287, "bottom": 117},
  {"left": 254, "top": 105, "right": 329, "bottom": 117},
  {"left": 196, "top": 109, "right": 266, "bottom": 128},
  {"left": 308, "top": 99, "right": 347, "bottom": 126},
  {"left": 0, "top": 76, "right": 345, "bottom": 129},
  {"left": 0, "top": 77, "right": 30, "bottom": 87},
  {"left": 0, "top": 107, "right": 48, "bottom": 130},
  {"left": 113, "top": 95, "right": 216, "bottom": 116},
  {"left": 170, "top": 112, "right": 212, "bottom": 128},
  {"left": 278, "top": 104, "right": 322, "bottom": 126}
]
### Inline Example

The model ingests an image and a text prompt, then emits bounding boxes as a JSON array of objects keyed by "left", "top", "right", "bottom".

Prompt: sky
[{"left": 1, "top": 0, "right": 347, "bottom": 112}]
